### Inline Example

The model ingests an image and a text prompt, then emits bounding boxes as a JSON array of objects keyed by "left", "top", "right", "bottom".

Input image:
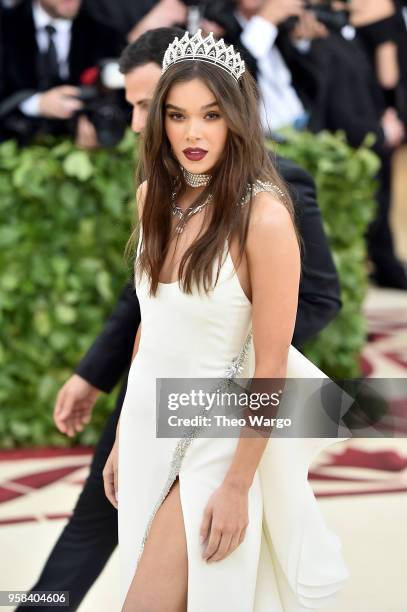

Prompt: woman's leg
[{"left": 121, "top": 478, "right": 188, "bottom": 612}]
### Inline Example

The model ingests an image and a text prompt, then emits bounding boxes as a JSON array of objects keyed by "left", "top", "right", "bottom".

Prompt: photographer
[
  {"left": 215, "top": 1, "right": 311, "bottom": 135},
  {"left": 0, "top": 0, "right": 125, "bottom": 147}
]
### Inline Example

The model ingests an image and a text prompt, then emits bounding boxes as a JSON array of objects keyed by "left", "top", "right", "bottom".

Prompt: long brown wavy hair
[{"left": 131, "top": 59, "right": 299, "bottom": 296}]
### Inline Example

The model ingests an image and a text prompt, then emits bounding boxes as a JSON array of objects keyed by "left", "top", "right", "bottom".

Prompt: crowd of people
[{"left": 2, "top": 1, "right": 407, "bottom": 610}]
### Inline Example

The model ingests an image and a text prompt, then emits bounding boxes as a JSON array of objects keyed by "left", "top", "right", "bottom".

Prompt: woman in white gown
[{"left": 103, "top": 30, "right": 349, "bottom": 612}]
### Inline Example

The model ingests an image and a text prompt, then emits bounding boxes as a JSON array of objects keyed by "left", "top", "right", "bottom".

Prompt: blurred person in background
[
  {"left": 291, "top": 0, "right": 407, "bottom": 288},
  {"left": 349, "top": 0, "right": 407, "bottom": 288},
  {"left": 16, "top": 26, "right": 341, "bottom": 611},
  {"left": 295, "top": 0, "right": 407, "bottom": 288},
  {"left": 220, "top": 0, "right": 407, "bottom": 288},
  {"left": 223, "top": 0, "right": 311, "bottom": 134},
  {"left": 351, "top": 0, "right": 407, "bottom": 137},
  {"left": 0, "top": 0, "right": 125, "bottom": 146}
]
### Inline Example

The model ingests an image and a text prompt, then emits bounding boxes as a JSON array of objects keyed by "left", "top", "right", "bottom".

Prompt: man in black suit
[
  {"left": 0, "top": 0, "right": 125, "bottom": 145},
  {"left": 18, "top": 27, "right": 341, "bottom": 611}
]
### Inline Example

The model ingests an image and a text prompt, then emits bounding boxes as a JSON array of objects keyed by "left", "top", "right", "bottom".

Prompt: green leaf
[
  {"left": 1, "top": 273, "right": 19, "bottom": 292},
  {"left": 63, "top": 151, "right": 94, "bottom": 181},
  {"left": 55, "top": 304, "right": 77, "bottom": 324},
  {"left": 96, "top": 270, "right": 113, "bottom": 301},
  {"left": 33, "top": 310, "right": 52, "bottom": 336}
]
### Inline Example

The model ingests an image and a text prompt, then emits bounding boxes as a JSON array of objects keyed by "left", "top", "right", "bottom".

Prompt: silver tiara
[{"left": 162, "top": 29, "right": 246, "bottom": 82}]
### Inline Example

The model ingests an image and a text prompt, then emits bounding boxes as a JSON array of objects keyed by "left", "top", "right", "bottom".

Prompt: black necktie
[{"left": 39, "top": 24, "right": 60, "bottom": 89}]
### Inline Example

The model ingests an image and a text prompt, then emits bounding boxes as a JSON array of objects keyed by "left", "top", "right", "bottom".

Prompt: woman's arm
[
  {"left": 224, "top": 192, "right": 300, "bottom": 489},
  {"left": 200, "top": 192, "right": 300, "bottom": 562}
]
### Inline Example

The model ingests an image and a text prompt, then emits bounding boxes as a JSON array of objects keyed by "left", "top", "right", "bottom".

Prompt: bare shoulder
[
  {"left": 246, "top": 190, "right": 300, "bottom": 279},
  {"left": 136, "top": 180, "right": 148, "bottom": 219},
  {"left": 248, "top": 190, "right": 296, "bottom": 241}
]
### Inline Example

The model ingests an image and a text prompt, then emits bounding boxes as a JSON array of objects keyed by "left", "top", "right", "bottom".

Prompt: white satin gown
[{"left": 118, "top": 184, "right": 349, "bottom": 611}]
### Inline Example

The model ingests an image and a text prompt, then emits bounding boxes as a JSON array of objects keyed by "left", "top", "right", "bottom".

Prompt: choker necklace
[{"left": 181, "top": 165, "right": 211, "bottom": 188}]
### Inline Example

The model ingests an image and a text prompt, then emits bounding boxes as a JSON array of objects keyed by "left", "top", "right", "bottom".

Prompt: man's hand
[
  {"left": 199, "top": 18, "right": 226, "bottom": 38},
  {"left": 103, "top": 439, "right": 119, "bottom": 509},
  {"left": 290, "top": 10, "right": 329, "bottom": 41},
  {"left": 75, "top": 114, "right": 99, "bottom": 150},
  {"left": 38, "top": 86, "right": 84, "bottom": 119},
  {"left": 53, "top": 374, "right": 101, "bottom": 438},
  {"left": 258, "top": 0, "right": 305, "bottom": 26},
  {"left": 128, "top": 0, "right": 187, "bottom": 42}
]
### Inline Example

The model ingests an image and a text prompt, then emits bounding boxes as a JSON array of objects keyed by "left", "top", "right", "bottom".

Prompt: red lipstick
[{"left": 183, "top": 148, "right": 208, "bottom": 161}]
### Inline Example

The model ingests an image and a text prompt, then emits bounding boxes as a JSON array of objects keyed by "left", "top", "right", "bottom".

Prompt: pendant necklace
[
  {"left": 171, "top": 167, "right": 213, "bottom": 234},
  {"left": 171, "top": 190, "right": 213, "bottom": 234}
]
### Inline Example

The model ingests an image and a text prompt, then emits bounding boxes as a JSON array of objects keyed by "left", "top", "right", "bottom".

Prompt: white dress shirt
[
  {"left": 236, "top": 13, "right": 306, "bottom": 134},
  {"left": 20, "top": 1, "right": 73, "bottom": 116}
]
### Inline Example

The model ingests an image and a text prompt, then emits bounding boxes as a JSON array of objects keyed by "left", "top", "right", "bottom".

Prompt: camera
[
  {"left": 76, "top": 60, "right": 128, "bottom": 147},
  {"left": 181, "top": 0, "right": 236, "bottom": 34},
  {"left": 304, "top": 0, "right": 350, "bottom": 31},
  {"left": 0, "top": 59, "right": 127, "bottom": 147},
  {"left": 283, "top": 0, "right": 350, "bottom": 33}
]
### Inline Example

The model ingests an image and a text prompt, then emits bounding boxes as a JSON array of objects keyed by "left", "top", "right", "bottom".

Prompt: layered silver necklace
[
  {"left": 171, "top": 167, "right": 213, "bottom": 234},
  {"left": 171, "top": 168, "right": 285, "bottom": 234}
]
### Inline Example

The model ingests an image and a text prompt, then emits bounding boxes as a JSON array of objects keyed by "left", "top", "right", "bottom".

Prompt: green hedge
[
  {"left": 0, "top": 133, "right": 137, "bottom": 447},
  {"left": 276, "top": 130, "right": 379, "bottom": 377},
  {"left": 0, "top": 130, "right": 379, "bottom": 447}
]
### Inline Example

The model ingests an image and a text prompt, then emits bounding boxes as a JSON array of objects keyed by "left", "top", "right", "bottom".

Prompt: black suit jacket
[
  {"left": 76, "top": 156, "right": 341, "bottom": 392},
  {"left": 223, "top": 13, "right": 386, "bottom": 148},
  {"left": 299, "top": 33, "right": 387, "bottom": 152},
  {"left": 0, "top": 0, "right": 125, "bottom": 140},
  {"left": 221, "top": 14, "right": 327, "bottom": 133}
]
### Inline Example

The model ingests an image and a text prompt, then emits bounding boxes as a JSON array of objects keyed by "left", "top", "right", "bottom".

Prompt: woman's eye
[
  {"left": 169, "top": 113, "right": 184, "bottom": 120},
  {"left": 205, "top": 112, "right": 220, "bottom": 120}
]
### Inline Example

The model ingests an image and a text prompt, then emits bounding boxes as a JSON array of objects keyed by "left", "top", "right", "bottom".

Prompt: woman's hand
[
  {"left": 103, "top": 438, "right": 119, "bottom": 509},
  {"left": 200, "top": 481, "right": 249, "bottom": 562}
]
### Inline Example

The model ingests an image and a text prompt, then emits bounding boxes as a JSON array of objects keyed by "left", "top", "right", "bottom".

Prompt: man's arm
[
  {"left": 75, "top": 282, "right": 141, "bottom": 392},
  {"left": 275, "top": 154, "right": 342, "bottom": 347}
]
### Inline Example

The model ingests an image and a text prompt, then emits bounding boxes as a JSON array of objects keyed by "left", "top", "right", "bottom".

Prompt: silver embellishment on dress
[
  {"left": 136, "top": 329, "right": 253, "bottom": 566},
  {"left": 170, "top": 179, "right": 284, "bottom": 234},
  {"left": 239, "top": 180, "right": 286, "bottom": 208}
]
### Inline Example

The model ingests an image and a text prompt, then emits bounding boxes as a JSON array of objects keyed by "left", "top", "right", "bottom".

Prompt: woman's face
[{"left": 164, "top": 78, "right": 228, "bottom": 176}]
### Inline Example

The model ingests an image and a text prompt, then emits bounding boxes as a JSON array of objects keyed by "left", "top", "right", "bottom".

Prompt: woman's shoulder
[
  {"left": 241, "top": 179, "right": 286, "bottom": 208},
  {"left": 246, "top": 180, "right": 294, "bottom": 238},
  {"left": 245, "top": 184, "right": 300, "bottom": 273}
]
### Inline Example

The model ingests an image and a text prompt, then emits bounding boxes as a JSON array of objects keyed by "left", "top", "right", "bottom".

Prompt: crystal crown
[{"left": 162, "top": 29, "right": 246, "bottom": 82}]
